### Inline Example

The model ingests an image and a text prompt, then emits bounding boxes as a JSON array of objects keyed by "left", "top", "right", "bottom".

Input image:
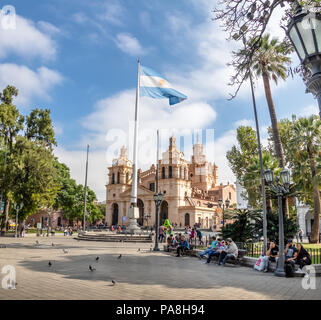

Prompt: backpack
[{"left": 285, "top": 263, "right": 295, "bottom": 277}]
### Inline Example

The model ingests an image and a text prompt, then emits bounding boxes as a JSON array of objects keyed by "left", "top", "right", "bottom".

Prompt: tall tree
[
  {"left": 286, "top": 115, "right": 321, "bottom": 243},
  {"left": 0, "top": 86, "right": 24, "bottom": 231},
  {"left": 25, "top": 108, "right": 57, "bottom": 150},
  {"left": 9, "top": 136, "right": 59, "bottom": 223}
]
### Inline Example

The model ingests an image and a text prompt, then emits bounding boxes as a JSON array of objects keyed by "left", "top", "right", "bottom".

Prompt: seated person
[
  {"left": 218, "top": 238, "right": 238, "bottom": 266},
  {"left": 284, "top": 239, "right": 298, "bottom": 268},
  {"left": 205, "top": 239, "right": 224, "bottom": 264},
  {"left": 296, "top": 243, "right": 312, "bottom": 271},
  {"left": 176, "top": 235, "right": 190, "bottom": 257},
  {"left": 199, "top": 237, "right": 218, "bottom": 259},
  {"left": 166, "top": 236, "right": 172, "bottom": 252},
  {"left": 262, "top": 240, "right": 279, "bottom": 272}
]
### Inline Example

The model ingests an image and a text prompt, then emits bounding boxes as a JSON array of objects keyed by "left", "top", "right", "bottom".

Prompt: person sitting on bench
[
  {"left": 205, "top": 239, "right": 226, "bottom": 264},
  {"left": 199, "top": 236, "right": 218, "bottom": 259},
  {"left": 262, "top": 240, "right": 279, "bottom": 273},
  {"left": 218, "top": 238, "right": 238, "bottom": 266},
  {"left": 296, "top": 243, "right": 311, "bottom": 271},
  {"left": 176, "top": 235, "right": 190, "bottom": 257}
]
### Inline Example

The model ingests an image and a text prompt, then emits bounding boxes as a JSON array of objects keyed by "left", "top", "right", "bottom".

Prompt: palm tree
[
  {"left": 289, "top": 115, "right": 321, "bottom": 244},
  {"left": 237, "top": 34, "right": 293, "bottom": 216},
  {"left": 250, "top": 34, "right": 292, "bottom": 167}
]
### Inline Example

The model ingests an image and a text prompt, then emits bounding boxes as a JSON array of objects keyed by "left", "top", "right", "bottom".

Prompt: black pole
[
  {"left": 275, "top": 186, "right": 286, "bottom": 277},
  {"left": 154, "top": 130, "right": 160, "bottom": 251}
]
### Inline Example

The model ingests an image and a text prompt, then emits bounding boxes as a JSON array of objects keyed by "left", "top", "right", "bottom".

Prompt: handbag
[{"left": 254, "top": 255, "right": 266, "bottom": 271}]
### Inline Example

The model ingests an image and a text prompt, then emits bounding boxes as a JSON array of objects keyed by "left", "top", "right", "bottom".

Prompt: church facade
[{"left": 105, "top": 137, "right": 236, "bottom": 230}]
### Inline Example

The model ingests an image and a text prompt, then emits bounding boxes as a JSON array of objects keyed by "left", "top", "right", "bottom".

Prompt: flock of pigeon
[{"left": 36, "top": 240, "right": 123, "bottom": 286}]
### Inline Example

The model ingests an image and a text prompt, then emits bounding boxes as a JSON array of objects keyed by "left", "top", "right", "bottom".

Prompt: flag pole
[
  {"left": 128, "top": 59, "right": 141, "bottom": 233},
  {"left": 83, "top": 144, "right": 89, "bottom": 232}
]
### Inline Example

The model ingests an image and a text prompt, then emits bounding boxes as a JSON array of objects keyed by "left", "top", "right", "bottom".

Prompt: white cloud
[
  {"left": 37, "top": 21, "right": 60, "bottom": 35},
  {"left": 0, "top": 63, "right": 63, "bottom": 106},
  {"left": 297, "top": 104, "right": 319, "bottom": 118},
  {"left": 54, "top": 147, "right": 108, "bottom": 201},
  {"left": 114, "top": 33, "right": 146, "bottom": 56},
  {"left": 0, "top": 15, "right": 57, "bottom": 61},
  {"left": 98, "top": 0, "right": 126, "bottom": 26}
]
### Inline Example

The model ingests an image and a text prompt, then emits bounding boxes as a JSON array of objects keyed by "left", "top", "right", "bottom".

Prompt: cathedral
[{"left": 105, "top": 136, "right": 236, "bottom": 229}]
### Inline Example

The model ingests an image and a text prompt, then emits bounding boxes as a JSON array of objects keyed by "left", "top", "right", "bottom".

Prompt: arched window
[
  {"left": 162, "top": 167, "right": 166, "bottom": 179},
  {"left": 169, "top": 166, "right": 172, "bottom": 178},
  {"left": 185, "top": 213, "right": 190, "bottom": 227},
  {"left": 112, "top": 173, "right": 115, "bottom": 184},
  {"left": 117, "top": 172, "right": 120, "bottom": 184},
  {"left": 126, "top": 172, "right": 129, "bottom": 183}
]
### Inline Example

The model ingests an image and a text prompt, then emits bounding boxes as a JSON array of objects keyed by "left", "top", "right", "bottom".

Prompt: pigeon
[
  {"left": 89, "top": 265, "right": 96, "bottom": 271},
  {"left": 150, "top": 248, "right": 152, "bottom": 252},
  {"left": 35, "top": 240, "right": 39, "bottom": 245},
  {"left": 95, "top": 256, "right": 99, "bottom": 262},
  {"left": 48, "top": 261, "right": 52, "bottom": 267},
  {"left": 117, "top": 254, "right": 122, "bottom": 259},
  {"left": 63, "top": 249, "right": 68, "bottom": 254},
  {"left": 111, "top": 280, "right": 116, "bottom": 286},
  {"left": 51, "top": 243, "right": 55, "bottom": 247},
  {"left": 137, "top": 248, "right": 140, "bottom": 252}
]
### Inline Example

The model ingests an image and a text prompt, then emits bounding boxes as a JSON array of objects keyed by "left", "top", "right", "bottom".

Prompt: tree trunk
[
  {"left": 262, "top": 72, "right": 289, "bottom": 217},
  {"left": 308, "top": 150, "right": 320, "bottom": 243}
]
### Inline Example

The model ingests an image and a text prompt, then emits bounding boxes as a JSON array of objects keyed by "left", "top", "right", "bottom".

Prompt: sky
[{"left": 1, "top": 0, "right": 319, "bottom": 201}]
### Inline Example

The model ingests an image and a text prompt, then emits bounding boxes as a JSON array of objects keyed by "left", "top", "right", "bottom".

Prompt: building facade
[{"left": 105, "top": 137, "right": 236, "bottom": 229}]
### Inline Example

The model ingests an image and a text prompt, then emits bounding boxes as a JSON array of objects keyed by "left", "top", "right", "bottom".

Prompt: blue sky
[{"left": 1, "top": 0, "right": 318, "bottom": 200}]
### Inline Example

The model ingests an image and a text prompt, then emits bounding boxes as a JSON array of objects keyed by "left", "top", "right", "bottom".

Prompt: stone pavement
[{"left": 0, "top": 236, "right": 320, "bottom": 300}]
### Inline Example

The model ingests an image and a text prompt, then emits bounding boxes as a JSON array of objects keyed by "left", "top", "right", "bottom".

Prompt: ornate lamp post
[
  {"left": 287, "top": 2, "right": 321, "bottom": 118},
  {"left": 218, "top": 198, "right": 230, "bottom": 228},
  {"left": 264, "top": 167, "right": 291, "bottom": 277},
  {"left": 153, "top": 192, "right": 163, "bottom": 251}
]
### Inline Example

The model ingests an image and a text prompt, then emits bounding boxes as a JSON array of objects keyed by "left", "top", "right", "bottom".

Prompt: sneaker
[
  {"left": 296, "top": 268, "right": 304, "bottom": 274},
  {"left": 263, "top": 269, "right": 268, "bottom": 273},
  {"left": 203, "top": 261, "right": 209, "bottom": 264}
]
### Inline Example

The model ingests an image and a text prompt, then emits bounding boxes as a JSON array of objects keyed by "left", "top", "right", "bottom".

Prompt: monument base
[{"left": 127, "top": 207, "right": 141, "bottom": 234}]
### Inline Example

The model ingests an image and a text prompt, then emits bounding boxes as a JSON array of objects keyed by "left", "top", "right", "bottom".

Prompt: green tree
[
  {"left": 286, "top": 115, "right": 321, "bottom": 243},
  {"left": 9, "top": 136, "right": 59, "bottom": 223},
  {"left": 0, "top": 86, "right": 24, "bottom": 231},
  {"left": 25, "top": 108, "right": 57, "bottom": 150},
  {"left": 226, "top": 125, "right": 258, "bottom": 181}
]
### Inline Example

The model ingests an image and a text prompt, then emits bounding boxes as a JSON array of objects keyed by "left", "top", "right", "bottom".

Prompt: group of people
[
  {"left": 262, "top": 239, "right": 312, "bottom": 274},
  {"left": 63, "top": 227, "right": 73, "bottom": 236},
  {"left": 199, "top": 237, "right": 239, "bottom": 266},
  {"left": 185, "top": 226, "right": 203, "bottom": 245}
]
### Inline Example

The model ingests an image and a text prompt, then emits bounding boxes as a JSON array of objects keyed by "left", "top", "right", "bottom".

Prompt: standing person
[
  {"left": 196, "top": 229, "right": 203, "bottom": 245},
  {"left": 298, "top": 229, "right": 303, "bottom": 243},
  {"left": 296, "top": 244, "right": 312, "bottom": 271},
  {"left": 176, "top": 235, "right": 190, "bottom": 257},
  {"left": 189, "top": 228, "right": 196, "bottom": 244},
  {"left": 20, "top": 224, "right": 24, "bottom": 238}
]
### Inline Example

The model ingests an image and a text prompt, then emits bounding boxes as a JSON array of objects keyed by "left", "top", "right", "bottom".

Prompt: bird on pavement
[
  {"left": 51, "top": 243, "right": 55, "bottom": 247},
  {"left": 137, "top": 248, "right": 140, "bottom": 252},
  {"left": 111, "top": 280, "right": 116, "bottom": 286},
  {"left": 95, "top": 256, "right": 99, "bottom": 262},
  {"left": 48, "top": 261, "right": 52, "bottom": 267},
  {"left": 89, "top": 265, "right": 96, "bottom": 271},
  {"left": 63, "top": 249, "right": 68, "bottom": 254},
  {"left": 117, "top": 254, "right": 122, "bottom": 259},
  {"left": 35, "top": 240, "right": 39, "bottom": 245}
]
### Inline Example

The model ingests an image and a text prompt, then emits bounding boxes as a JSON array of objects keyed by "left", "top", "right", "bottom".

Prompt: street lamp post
[
  {"left": 218, "top": 199, "right": 230, "bottom": 228},
  {"left": 14, "top": 203, "right": 23, "bottom": 238},
  {"left": 287, "top": 2, "right": 321, "bottom": 118},
  {"left": 264, "top": 167, "right": 291, "bottom": 277},
  {"left": 153, "top": 192, "right": 163, "bottom": 251}
]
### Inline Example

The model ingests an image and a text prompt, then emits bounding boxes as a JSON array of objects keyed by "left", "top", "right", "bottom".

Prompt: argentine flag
[{"left": 140, "top": 65, "right": 187, "bottom": 106}]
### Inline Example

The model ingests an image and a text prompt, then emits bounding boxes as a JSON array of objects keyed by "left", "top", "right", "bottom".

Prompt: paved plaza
[{"left": 0, "top": 235, "right": 320, "bottom": 300}]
